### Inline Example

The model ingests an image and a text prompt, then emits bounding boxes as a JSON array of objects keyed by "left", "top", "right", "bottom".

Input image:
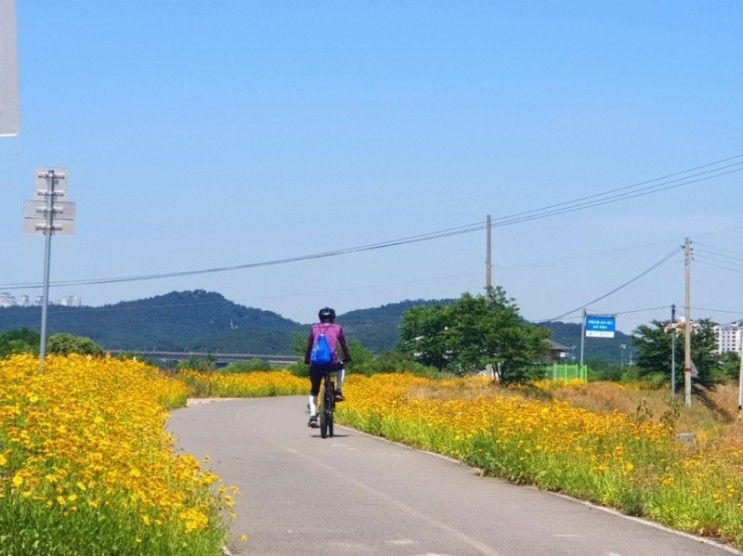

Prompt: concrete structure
[
  {"left": 0, "top": 292, "right": 16, "bottom": 307},
  {"left": 716, "top": 323, "right": 742, "bottom": 354}
]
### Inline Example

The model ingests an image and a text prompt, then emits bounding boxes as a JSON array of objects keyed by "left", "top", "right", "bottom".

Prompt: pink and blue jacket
[{"left": 304, "top": 323, "right": 351, "bottom": 365}]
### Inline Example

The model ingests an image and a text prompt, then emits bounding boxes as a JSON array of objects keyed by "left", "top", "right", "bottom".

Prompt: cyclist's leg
[
  {"left": 308, "top": 365, "right": 322, "bottom": 427},
  {"left": 332, "top": 363, "right": 345, "bottom": 401},
  {"left": 335, "top": 364, "right": 345, "bottom": 392}
]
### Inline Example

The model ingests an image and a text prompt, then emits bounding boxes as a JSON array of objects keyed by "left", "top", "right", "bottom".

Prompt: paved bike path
[{"left": 168, "top": 396, "right": 739, "bottom": 556}]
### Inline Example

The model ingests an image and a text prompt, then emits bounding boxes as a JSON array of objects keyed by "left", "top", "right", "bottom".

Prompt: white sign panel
[
  {"left": 24, "top": 200, "right": 77, "bottom": 220},
  {"left": 585, "top": 315, "right": 616, "bottom": 338},
  {"left": 0, "top": 0, "right": 20, "bottom": 137},
  {"left": 34, "top": 168, "right": 69, "bottom": 197},
  {"left": 23, "top": 219, "right": 75, "bottom": 235}
]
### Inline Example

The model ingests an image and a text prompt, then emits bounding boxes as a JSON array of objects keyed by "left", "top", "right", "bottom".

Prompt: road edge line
[{"left": 334, "top": 423, "right": 743, "bottom": 555}]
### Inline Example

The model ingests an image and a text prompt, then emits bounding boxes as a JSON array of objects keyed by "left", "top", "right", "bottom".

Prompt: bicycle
[{"left": 318, "top": 369, "right": 337, "bottom": 438}]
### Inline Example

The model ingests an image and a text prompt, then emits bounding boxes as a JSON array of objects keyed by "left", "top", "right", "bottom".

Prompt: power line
[
  {"left": 694, "top": 248, "right": 743, "bottom": 264},
  {"left": 2, "top": 153, "right": 740, "bottom": 290},
  {"left": 547, "top": 248, "right": 681, "bottom": 321},
  {"left": 696, "top": 260, "right": 743, "bottom": 274},
  {"left": 491, "top": 153, "right": 743, "bottom": 223},
  {"left": 534, "top": 304, "right": 672, "bottom": 323},
  {"left": 613, "top": 305, "right": 673, "bottom": 316},
  {"left": 492, "top": 165, "right": 743, "bottom": 228},
  {"left": 695, "top": 253, "right": 743, "bottom": 268},
  {"left": 692, "top": 306, "right": 743, "bottom": 315}
]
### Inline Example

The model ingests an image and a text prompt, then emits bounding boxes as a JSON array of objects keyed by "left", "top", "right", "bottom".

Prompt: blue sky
[{"left": 1, "top": 1, "right": 742, "bottom": 333}]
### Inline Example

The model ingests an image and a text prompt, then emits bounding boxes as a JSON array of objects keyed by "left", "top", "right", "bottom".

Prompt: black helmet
[{"left": 318, "top": 307, "right": 336, "bottom": 322}]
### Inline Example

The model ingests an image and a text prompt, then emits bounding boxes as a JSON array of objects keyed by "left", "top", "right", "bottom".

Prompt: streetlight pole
[
  {"left": 579, "top": 308, "right": 586, "bottom": 368},
  {"left": 485, "top": 214, "right": 492, "bottom": 291}
]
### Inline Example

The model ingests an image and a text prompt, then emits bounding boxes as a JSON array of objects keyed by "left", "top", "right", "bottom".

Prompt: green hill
[
  {"left": 337, "top": 299, "right": 454, "bottom": 351},
  {"left": 0, "top": 290, "right": 305, "bottom": 353},
  {"left": 0, "top": 291, "right": 630, "bottom": 362}
]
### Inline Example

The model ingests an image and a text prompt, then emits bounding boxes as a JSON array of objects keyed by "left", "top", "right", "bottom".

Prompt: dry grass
[
  {"left": 549, "top": 381, "right": 742, "bottom": 442},
  {"left": 409, "top": 377, "right": 742, "bottom": 443}
]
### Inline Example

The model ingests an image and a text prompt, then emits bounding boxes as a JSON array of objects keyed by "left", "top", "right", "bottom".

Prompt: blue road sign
[{"left": 585, "top": 315, "right": 616, "bottom": 338}]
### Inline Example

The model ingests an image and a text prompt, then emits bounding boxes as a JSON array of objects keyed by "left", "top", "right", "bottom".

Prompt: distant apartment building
[
  {"left": 0, "top": 293, "right": 79, "bottom": 308},
  {"left": 0, "top": 292, "right": 16, "bottom": 307},
  {"left": 57, "top": 295, "right": 82, "bottom": 307},
  {"left": 717, "top": 323, "right": 742, "bottom": 354}
]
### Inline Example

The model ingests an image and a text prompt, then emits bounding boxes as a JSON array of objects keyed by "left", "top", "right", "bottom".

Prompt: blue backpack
[{"left": 310, "top": 329, "right": 333, "bottom": 365}]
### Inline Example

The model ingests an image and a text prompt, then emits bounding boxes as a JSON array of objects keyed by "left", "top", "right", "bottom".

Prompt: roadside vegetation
[
  {"left": 0, "top": 354, "right": 233, "bottom": 555},
  {"left": 1, "top": 286, "right": 740, "bottom": 552},
  {"left": 336, "top": 374, "right": 743, "bottom": 550},
  {"left": 177, "top": 369, "right": 306, "bottom": 398}
]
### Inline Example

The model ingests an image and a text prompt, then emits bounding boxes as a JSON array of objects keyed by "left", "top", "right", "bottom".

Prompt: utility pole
[
  {"left": 738, "top": 321, "right": 743, "bottom": 416},
  {"left": 485, "top": 214, "right": 492, "bottom": 291},
  {"left": 579, "top": 308, "right": 586, "bottom": 368},
  {"left": 683, "top": 238, "right": 692, "bottom": 407},
  {"left": 671, "top": 304, "right": 676, "bottom": 398}
]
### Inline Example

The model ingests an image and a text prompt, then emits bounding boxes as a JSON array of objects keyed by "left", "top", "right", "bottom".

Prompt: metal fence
[{"left": 545, "top": 363, "right": 588, "bottom": 382}]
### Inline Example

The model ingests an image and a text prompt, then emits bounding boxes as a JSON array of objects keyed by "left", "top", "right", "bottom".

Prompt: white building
[
  {"left": 0, "top": 292, "right": 16, "bottom": 308},
  {"left": 717, "top": 323, "right": 742, "bottom": 354},
  {"left": 57, "top": 295, "right": 82, "bottom": 307}
]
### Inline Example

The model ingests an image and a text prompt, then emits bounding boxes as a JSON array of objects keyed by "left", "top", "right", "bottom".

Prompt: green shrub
[
  {"left": 221, "top": 358, "right": 272, "bottom": 373},
  {"left": 47, "top": 333, "right": 103, "bottom": 356}
]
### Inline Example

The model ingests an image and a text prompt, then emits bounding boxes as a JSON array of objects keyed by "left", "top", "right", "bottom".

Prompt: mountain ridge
[{"left": 0, "top": 290, "right": 629, "bottom": 362}]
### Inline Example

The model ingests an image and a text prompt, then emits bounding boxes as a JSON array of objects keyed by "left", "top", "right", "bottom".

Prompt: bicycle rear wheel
[{"left": 320, "top": 409, "right": 328, "bottom": 438}]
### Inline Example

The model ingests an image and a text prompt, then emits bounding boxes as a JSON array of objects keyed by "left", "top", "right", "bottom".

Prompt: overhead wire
[
  {"left": 1, "top": 153, "right": 741, "bottom": 290},
  {"left": 695, "top": 242, "right": 743, "bottom": 258},
  {"left": 492, "top": 165, "right": 743, "bottom": 228},
  {"left": 546, "top": 248, "right": 681, "bottom": 321},
  {"left": 696, "top": 261, "right": 743, "bottom": 274},
  {"left": 489, "top": 153, "right": 743, "bottom": 224}
]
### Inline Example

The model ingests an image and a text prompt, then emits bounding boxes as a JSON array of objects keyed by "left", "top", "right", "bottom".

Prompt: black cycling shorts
[{"left": 309, "top": 362, "right": 343, "bottom": 396}]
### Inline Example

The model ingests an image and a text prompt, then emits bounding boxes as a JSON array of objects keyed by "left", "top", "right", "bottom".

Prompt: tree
[
  {"left": 0, "top": 328, "right": 40, "bottom": 358},
  {"left": 632, "top": 318, "right": 723, "bottom": 392},
  {"left": 399, "top": 287, "right": 549, "bottom": 382},
  {"left": 719, "top": 350, "right": 740, "bottom": 382},
  {"left": 47, "top": 333, "right": 104, "bottom": 356}
]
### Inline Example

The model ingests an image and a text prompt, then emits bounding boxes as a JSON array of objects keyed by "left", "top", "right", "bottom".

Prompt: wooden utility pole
[
  {"left": 683, "top": 238, "right": 692, "bottom": 407},
  {"left": 486, "top": 214, "right": 492, "bottom": 291},
  {"left": 738, "top": 321, "right": 743, "bottom": 415},
  {"left": 670, "top": 304, "right": 676, "bottom": 398}
]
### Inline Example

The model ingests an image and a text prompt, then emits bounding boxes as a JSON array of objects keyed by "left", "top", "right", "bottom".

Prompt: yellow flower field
[
  {"left": 336, "top": 374, "right": 743, "bottom": 550},
  {"left": 0, "top": 354, "right": 230, "bottom": 555},
  {"left": 177, "top": 369, "right": 307, "bottom": 398}
]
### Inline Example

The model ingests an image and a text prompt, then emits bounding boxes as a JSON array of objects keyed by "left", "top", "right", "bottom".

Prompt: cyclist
[{"left": 304, "top": 306, "right": 351, "bottom": 428}]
